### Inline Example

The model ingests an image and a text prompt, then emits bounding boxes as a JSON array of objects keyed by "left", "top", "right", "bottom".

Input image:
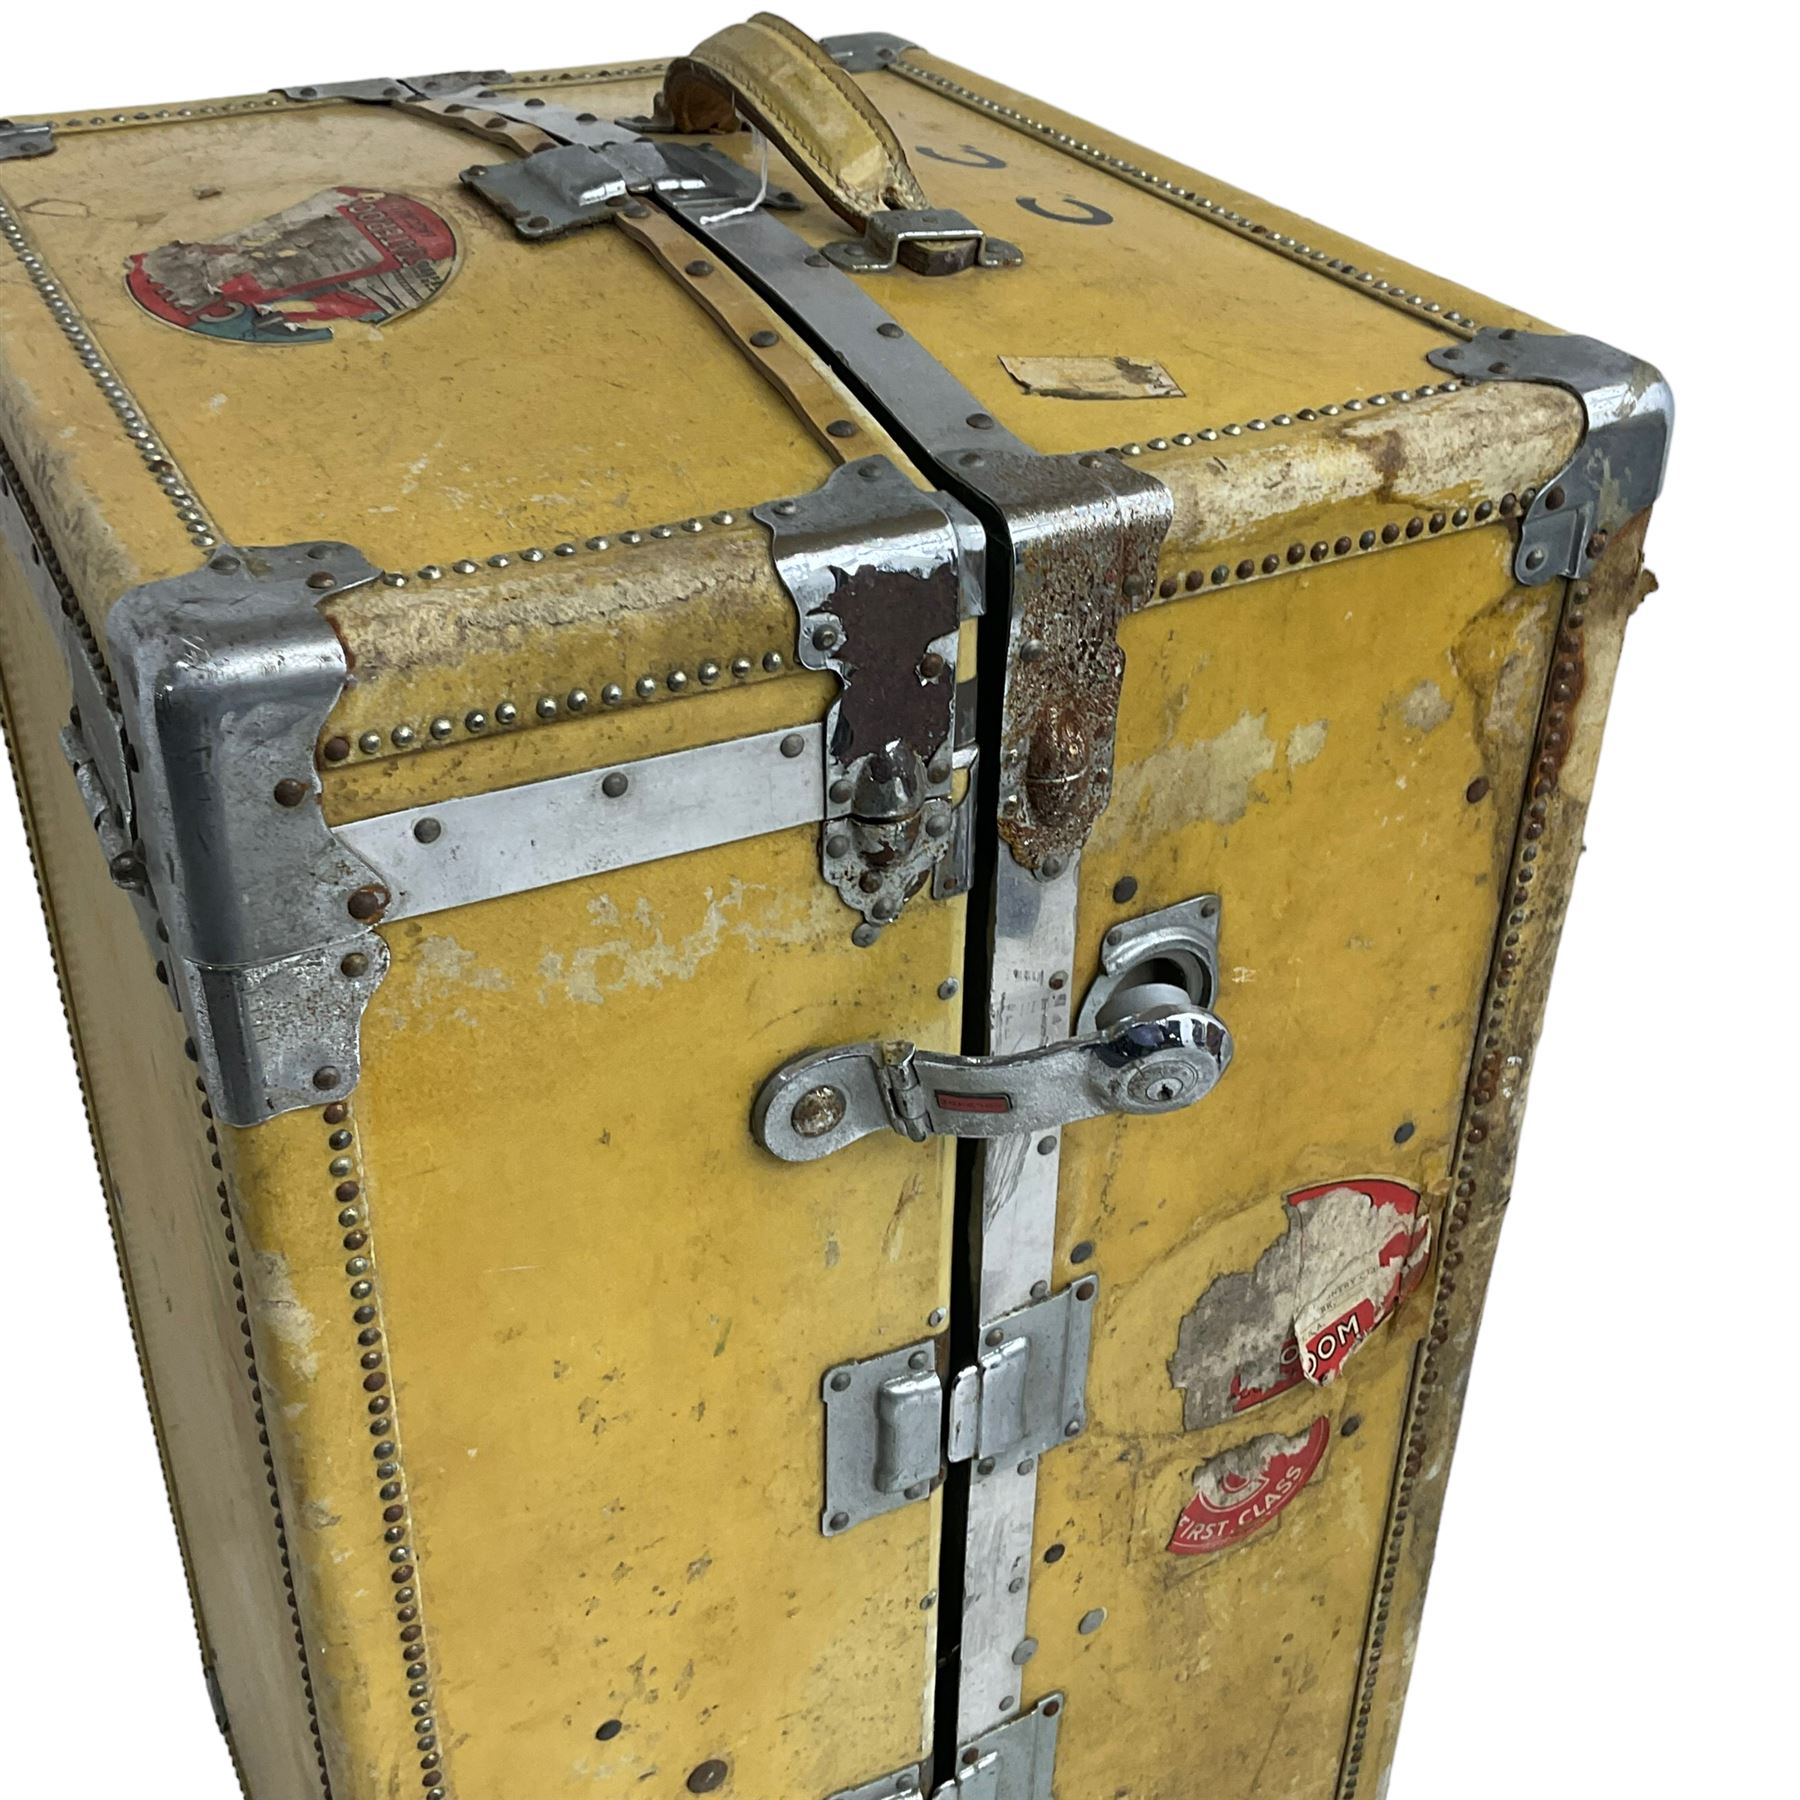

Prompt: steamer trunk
[{"left": 0, "top": 17, "right": 1668, "bottom": 1798}]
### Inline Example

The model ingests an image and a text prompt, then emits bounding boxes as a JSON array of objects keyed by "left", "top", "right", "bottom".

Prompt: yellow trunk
[{"left": 0, "top": 18, "right": 1668, "bottom": 1800}]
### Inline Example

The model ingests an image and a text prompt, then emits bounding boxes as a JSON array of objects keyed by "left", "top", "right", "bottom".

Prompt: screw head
[{"left": 791, "top": 1085, "right": 847, "bottom": 1138}]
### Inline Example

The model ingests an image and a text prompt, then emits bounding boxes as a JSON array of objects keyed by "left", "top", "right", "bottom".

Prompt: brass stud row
[
  {"left": 1336, "top": 584, "right": 1591, "bottom": 1799},
  {"left": 321, "top": 1098, "right": 449, "bottom": 1800},
  {"left": 196, "top": 1075, "right": 332, "bottom": 1793},
  {"left": 1152, "top": 494, "right": 1520, "bottom": 602},
  {"left": 0, "top": 194, "right": 217, "bottom": 549},
  {"left": 319, "top": 647, "right": 792, "bottom": 764},
  {"left": 1105, "top": 381, "right": 1463, "bottom": 460},
  {"left": 379, "top": 505, "right": 752, "bottom": 589}
]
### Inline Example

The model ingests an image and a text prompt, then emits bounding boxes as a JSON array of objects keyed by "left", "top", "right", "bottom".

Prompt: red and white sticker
[
  {"left": 127, "top": 187, "right": 458, "bottom": 345},
  {"left": 1288, "top": 1179, "right": 1432, "bottom": 1387},
  {"left": 1167, "top": 1416, "right": 1330, "bottom": 1556},
  {"left": 1171, "top": 1178, "right": 1434, "bottom": 1429}
]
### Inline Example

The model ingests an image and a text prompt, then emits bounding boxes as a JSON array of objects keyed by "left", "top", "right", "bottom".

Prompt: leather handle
[{"left": 659, "top": 12, "right": 928, "bottom": 231}]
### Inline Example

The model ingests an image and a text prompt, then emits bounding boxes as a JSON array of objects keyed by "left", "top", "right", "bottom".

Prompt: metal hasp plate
[
  {"left": 0, "top": 120, "right": 54, "bottom": 162},
  {"left": 106, "top": 541, "right": 391, "bottom": 1126},
  {"left": 757, "top": 455, "right": 984, "bottom": 935},
  {"left": 820, "top": 31, "right": 921, "bottom": 73},
  {"left": 832, "top": 1694, "right": 1064, "bottom": 1800},
  {"left": 949, "top": 1277, "right": 1097, "bottom": 1469},
  {"left": 820, "top": 1280, "right": 1095, "bottom": 1534},
  {"left": 821, "top": 1337, "right": 945, "bottom": 1535},
  {"left": 942, "top": 1695, "right": 1062, "bottom": 1800},
  {"left": 1427, "top": 327, "right": 1673, "bottom": 585}
]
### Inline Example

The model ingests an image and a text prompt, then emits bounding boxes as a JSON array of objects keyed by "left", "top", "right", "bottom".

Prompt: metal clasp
[
  {"left": 822, "top": 207, "right": 1023, "bottom": 275},
  {"left": 820, "top": 1282, "right": 1096, "bottom": 1536}
]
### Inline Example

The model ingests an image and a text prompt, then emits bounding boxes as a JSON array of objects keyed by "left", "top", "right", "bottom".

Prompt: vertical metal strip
[{"left": 957, "top": 856, "right": 1078, "bottom": 1738}]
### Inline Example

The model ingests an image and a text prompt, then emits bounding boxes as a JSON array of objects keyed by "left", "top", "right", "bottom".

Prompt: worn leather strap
[{"left": 660, "top": 12, "right": 929, "bottom": 231}]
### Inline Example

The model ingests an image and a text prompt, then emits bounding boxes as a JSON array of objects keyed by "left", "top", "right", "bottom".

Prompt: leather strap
[{"left": 660, "top": 12, "right": 929, "bottom": 231}]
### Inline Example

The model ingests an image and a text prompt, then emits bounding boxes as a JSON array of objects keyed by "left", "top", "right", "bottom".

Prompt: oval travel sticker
[
  {"left": 126, "top": 186, "right": 457, "bottom": 344},
  {"left": 1167, "top": 1416, "right": 1330, "bottom": 1556}
]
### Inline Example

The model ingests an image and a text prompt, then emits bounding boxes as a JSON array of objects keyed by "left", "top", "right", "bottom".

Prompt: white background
[{"left": 0, "top": 3, "right": 1788, "bottom": 1795}]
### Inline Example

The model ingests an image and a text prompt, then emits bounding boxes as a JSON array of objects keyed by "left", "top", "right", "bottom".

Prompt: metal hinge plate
[
  {"left": 821, "top": 1282, "right": 1095, "bottom": 1535},
  {"left": 829, "top": 1693, "right": 1062, "bottom": 1800},
  {"left": 758, "top": 455, "right": 984, "bottom": 937},
  {"left": 950, "top": 1277, "right": 1097, "bottom": 1470}
]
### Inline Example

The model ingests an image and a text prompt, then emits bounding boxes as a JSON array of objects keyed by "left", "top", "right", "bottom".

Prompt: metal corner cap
[
  {"left": 0, "top": 119, "right": 55, "bottom": 161},
  {"left": 820, "top": 31, "right": 922, "bottom": 72},
  {"left": 1426, "top": 327, "right": 1672, "bottom": 582}
]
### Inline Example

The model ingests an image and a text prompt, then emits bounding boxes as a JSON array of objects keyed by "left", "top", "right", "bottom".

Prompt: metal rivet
[
  {"left": 494, "top": 702, "right": 518, "bottom": 726},
  {"left": 536, "top": 696, "right": 557, "bottom": 720},
  {"left": 273, "top": 778, "right": 309, "bottom": 807},
  {"left": 601, "top": 772, "right": 629, "bottom": 800},
  {"left": 412, "top": 818, "right": 441, "bottom": 845},
  {"left": 1078, "top": 1607, "right": 1107, "bottom": 1635},
  {"left": 780, "top": 733, "right": 806, "bottom": 759},
  {"left": 749, "top": 329, "right": 779, "bottom": 348},
  {"left": 938, "top": 978, "right": 960, "bottom": 1001}
]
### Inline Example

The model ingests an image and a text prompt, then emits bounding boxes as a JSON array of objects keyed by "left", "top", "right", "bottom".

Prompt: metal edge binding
[
  {"left": 336, "top": 721, "right": 829, "bottom": 922},
  {"left": 1427, "top": 327, "right": 1673, "bottom": 586},
  {"left": 755, "top": 455, "right": 984, "bottom": 936},
  {"left": 105, "top": 541, "right": 390, "bottom": 1126},
  {"left": 819, "top": 31, "right": 923, "bottom": 74},
  {"left": 0, "top": 118, "right": 55, "bottom": 161},
  {"left": 276, "top": 71, "right": 509, "bottom": 103}
]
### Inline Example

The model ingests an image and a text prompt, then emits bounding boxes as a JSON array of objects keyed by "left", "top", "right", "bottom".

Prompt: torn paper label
[
  {"left": 1170, "top": 1179, "right": 1432, "bottom": 1429},
  {"left": 126, "top": 187, "right": 458, "bottom": 344},
  {"left": 1167, "top": 1417, "right": 1329, "bottom": 1556},
  {"left": 999, "top": 354, "right": 1184, "bottom": 400}
]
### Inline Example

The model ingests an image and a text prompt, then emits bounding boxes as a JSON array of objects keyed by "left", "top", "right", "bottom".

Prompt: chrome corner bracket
[
  {"left": 106, "top": 541, "right": 390, "bottom": 1126},
  {"left": 756, "top": 456, "right": 984, "bottom": 937},
  {"left": 820, "top": 1280, "right": 1095, "bottom": 1535},
  {"left": 820, "top": 31, "right": 922, "bottom": 73},
  {"left": 0, "top": 119, "right": 54, "bottom": 162},
  {"left": 1427, "top": 327, "right": 1673, "bottom": 585}
]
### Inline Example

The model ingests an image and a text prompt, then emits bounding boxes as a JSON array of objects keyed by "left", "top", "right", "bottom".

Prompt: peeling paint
[
  {"left": 1170, "top": 1180, "right": 1432, "bottom": 1430},
  {"left": 1112, "top": 709, "right": 1276, "bottom": 836},
  {"left": 1397, "top": 680, "right": 1452, "bottom": 734},
  {"left": 1286, "top": 719, "right": 1328, "bottom": 768},
  {"left": 536, "top": 880, "right": 836, "bottom": 1006},
  {"left": 251, "top": 1250, "right": 320, "bottom": 1382}
]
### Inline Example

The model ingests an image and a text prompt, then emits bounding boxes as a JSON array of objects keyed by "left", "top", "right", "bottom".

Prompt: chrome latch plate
[
  {"left": 829, "top": 1693, "right": 1063, "bottom": 1800},
  {"left": 822, "top": 1338, "right": 945, "bottom": 1535},
  {"left": 949, "top": 1278, "right": 1097, "bottom": 1470},
  {"left": 822, "top": 207, "right": 1023, "bottom": 275}
]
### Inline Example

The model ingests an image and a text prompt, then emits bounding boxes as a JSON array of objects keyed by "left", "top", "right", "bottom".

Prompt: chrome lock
[{"left": 753, "top": 894, "right": 1232, "bottom": 1162}]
